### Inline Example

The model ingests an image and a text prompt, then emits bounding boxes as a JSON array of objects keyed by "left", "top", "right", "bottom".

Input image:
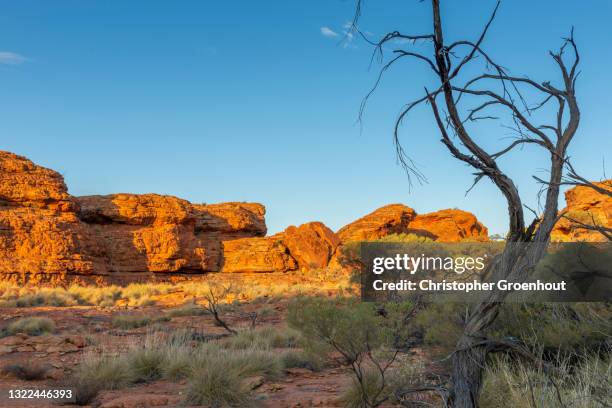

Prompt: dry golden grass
[{"left": 0, "top": 272, "right": 354, "bottom": 309}]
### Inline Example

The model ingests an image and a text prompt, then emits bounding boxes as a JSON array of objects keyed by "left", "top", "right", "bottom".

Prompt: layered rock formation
[
  {"left": 0, "top": 151, "right": 346, "bottom": 282},
  {"left": 408, "top": 209, "right": 489, "bottom": 242},
  {"left": 336, "top": 204, "right": 488, "bottom": 243},
  {"left": 337, "top": 204, "right": 416, "bottom": 242},
  {"left": 0, "top": 152, "right": 100, "bottom": 279},
  {"left": 1, "top": 151, "right": 498, "bottom": 283},
  {"left": 551, "top": 180, "right": 612, "bottom": 242}
]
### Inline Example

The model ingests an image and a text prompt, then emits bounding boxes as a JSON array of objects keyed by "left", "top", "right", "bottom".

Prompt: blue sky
[{"left": 1, "top": 0, "right": 611, "bottom": 235}]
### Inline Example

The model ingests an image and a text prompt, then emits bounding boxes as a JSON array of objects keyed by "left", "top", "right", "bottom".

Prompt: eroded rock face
[
  {"left": 221, "top": 235, "right": 297, "bottom": 273},
  {"left": 552, "top": 181, "right": 612, "bottom": 242},
  {"left": 0, "top": 151, "right": 75, "bottom": 212},
  {"left": 336, "top": 204, "right": 417, "bottom": 242},
  {"left": 282, "top": 222, "right": 340, "bottom": 270},
  {"left": 0, "top": 152, "right": 100, "bottom": 281},
  {"left": 193, "top": 202, "right": 266, "bottom": 239},
  {"left": 78, "top": 194, "right": 193, "bottom": 225},
  {"left": 0, "top": 150, "right": 500, "bottom": 282},
  {"left": 408, "top": 209, "right": 489, "bottom": 242},
  {"left": 0, "top": 151, "right": 278, "bottom": 281},
  {"left": 76, "top": 194, "right": 219, "bottom": 274}
]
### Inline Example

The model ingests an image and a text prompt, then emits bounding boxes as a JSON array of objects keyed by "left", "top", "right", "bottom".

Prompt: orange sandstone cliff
[
  {"left": 0, "top": 151, "right": 500, "bottom": 283},
  {"left": 551, "top": 180, "right": 612, "bottom": 242}
]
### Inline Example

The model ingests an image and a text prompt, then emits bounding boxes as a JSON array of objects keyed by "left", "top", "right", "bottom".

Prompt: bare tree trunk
[{"left": 353, "top": 0, "right": 582, "bottom": 405}]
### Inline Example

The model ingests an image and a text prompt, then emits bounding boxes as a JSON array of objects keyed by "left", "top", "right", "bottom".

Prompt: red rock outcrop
[
  {"left": 336, "top": 204, "right": 417, "bottom": 242},
  {"left": 220, "top": 222, "right": 340, "bottom": 273},
  {"left": 335, "top": 205, "right": 488, "bottom": 244},
  {"left": 0, "top": 152, "right": 275, "bottom": 281},
  {"left": 77, "top": 194, "right": 220, "bottom": 274},
  {"left": 282, "top": 222, "right": 340, "bottom": 270},
  {"left": 408, "top": 209, "right": 489, "bottom": 242},
  {"left": 193, "top": 202, "right": 266, "bottom": 239},
  {"left": 221, "top": 236, "right": 297, "bottom": 273},
  {"left": 0, "top": 152, "right": 76, "bottom": 212},
  {"left": 0, "top": 150, "right": 502, "bottom": 282},
  {"left": 0, "top": 153, "right": 101, "bottom": 281},
  {"left": 552, "top": 180, "right": 611, "bottom": 242}
]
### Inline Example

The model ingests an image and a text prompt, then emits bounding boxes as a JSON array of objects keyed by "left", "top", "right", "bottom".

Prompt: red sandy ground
[{"left": 0, "top": 277, "right": 440, "bottom": 408}]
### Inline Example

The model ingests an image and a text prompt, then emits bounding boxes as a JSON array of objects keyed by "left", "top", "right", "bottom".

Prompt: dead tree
[{"left": 353, "top": 0, "right": 591, "bottom": 406}]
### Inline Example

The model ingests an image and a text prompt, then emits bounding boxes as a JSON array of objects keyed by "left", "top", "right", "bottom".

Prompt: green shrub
[
  {"left": 7, "top": 317, "right": 55, "bottom": 336},
  {"left": 166, "top": 301, "right": 208, "bottom": 318},
  {"left": 413, "top": 303, "right": 465, "bottom": 351},
  {"left": 70, "top": 353, "right": 133, "bottom": 392},
  {"left": 185, "top": 344, "right": 283, "bottom": 407},
  {"left": 375, "top": 233, "right": 434, "bottom": 243},
  {"left": 341, "top": 368, "right": 386, "bottom": 408},
  {"left": 127, "top": 347, "right": 165, "bottom": 383},
  {"left": 185, "top": 359, "right": 251, "bottom": 407},
  {"left": 280, "top": 350, "right": 322, "bottom": 371},
  {"left": 490, "top": 303, "right": 612, "bottom": 352},
  {"left": 480, "top": 354, "right": 611, "bottom": 408},
  {"left": 162, "top": 346, "right": 193, "bottom": 380},
  {"left": 287, "top": 297, "right": 390, "bottom": 361},
  {"left": 111, "top": 314, "right": 169, "bottom": 330},
  {"left": 288, "top": 297, "right": 401, "bottom": 407},
  {"left": 223, "top": 326, "right": 301, "bottom": 350},
  {"left": 1, "top": 362, "right": 48, "bottom": 380}
]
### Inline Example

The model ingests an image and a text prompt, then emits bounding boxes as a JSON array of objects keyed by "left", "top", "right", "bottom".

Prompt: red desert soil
[{"left": 0, "top": 272, "right": 441, "bottom": 408}]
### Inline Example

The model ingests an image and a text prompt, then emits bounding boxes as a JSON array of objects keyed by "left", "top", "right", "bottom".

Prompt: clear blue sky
[{"left": 1, "top": 0, "right": 611, "bottom": 235}]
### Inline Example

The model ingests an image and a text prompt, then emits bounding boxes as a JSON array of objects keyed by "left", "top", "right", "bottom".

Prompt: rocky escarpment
[
  {"left": 0, "top": 151, "right": 343, "bottom": 283},
  {"left": 1, "top": 151, "right": 498, "bottom": 283},
  {"left": 551, "top": 180, "right": 612, "bottom": 242},
  {"left": 337, "top": 204, "right": 489, "bottom": 243}
]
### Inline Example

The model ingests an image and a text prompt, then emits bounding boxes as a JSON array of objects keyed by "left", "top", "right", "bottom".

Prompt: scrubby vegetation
[
  {"left": 7, "top": 317, "right": 55, "bottom": 336},
  {"left": 64, "top": 326, "right": 317, "bottom": 406},
  {"left": 111, "top": 313, "right": 170, "bottom": 330},
  {"left": 480, "top": 354, "right": 611, "bottom": 408},
  {"left": 165, "top": 301, "right": 208, "bottom": 317},
  {"left": 222, "top": 326, "right": 301, "bottom": 350},
  {"left": 288, "top": 297, "right": 418, "bottom": 407},
  {"left": 0, "top": 275, "right": 353, "bottom": 309},
  {"left": 1, "top": 362, "right": 49, "bottom": 380}
]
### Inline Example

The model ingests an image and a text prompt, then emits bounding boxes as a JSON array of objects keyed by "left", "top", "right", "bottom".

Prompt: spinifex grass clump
[
  {"left": 7, "top": 317, "right": 55, "bottom": 336},
  {"left": 222, "top": 326, "right": 302, "bottom": 350},
  {"left": 111, "top": 313, "right": 170, "bottom": 330},
  {"left": 65, "top": 329, "right": 294, "bottom": 406},
  {"left": 480, "top": 354, "right": 612, "bottom": 408}
]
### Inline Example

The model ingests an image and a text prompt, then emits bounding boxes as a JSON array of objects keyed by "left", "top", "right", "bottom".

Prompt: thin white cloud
[
  {"left": 0, "top": 51, "right": 28, "bottom": 65},
  {"left": 320, "top": 26, "right": 338, "bottom": 38}
]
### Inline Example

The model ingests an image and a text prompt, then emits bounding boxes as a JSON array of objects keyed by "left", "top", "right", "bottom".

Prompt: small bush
[
  {"left": 65, "top": 376, "right": 103, "bottom": 406},
  {"left": 127, "top": 347, "right": 165, "bottom": 383},
  {"left": 280, "top": 350, "right": 321, "bottom": 371},
  {"left": 166, "top": 301, "right": 208, "bottom": 318},
  {"left": 480, "top": 354, "right": 611, "bottom": 408},
  {"left": 223, "top": 326, "right": 301, "bottom": 350},
  {"left": 162, "top": 346, "right": 193, "bottom": 380},
  {"left": 111, "top": 314, "right": 169, "bottom": 330},
  {"left": 185, "top": 360, "right": 251, "bottom": 407},
  {"left": 7, "top": 317, "right": 55, "bottom": 336},
  {"left": 185, "top": 345, "right": 283, "bottom": 407},
  {"left": 72, "top": 353, "right": 134, "bottom": 390},
  {"left": 341, "top": 368, "right": 386, "bottom": 408},
  {"left": 66, "top": 352, "right": 134, "bottom": 405},
  {"left": 288, "top": 297, "right": 400, "bottom": 407},
  {"left": 287, "top": 297, "right": 391, "bottom": 361},
  {"left": 413, "top": 303, "right": 465, "bottom": 351},
  {"left": 1, "top": 362, "right": 48, "bottom": 380}
]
